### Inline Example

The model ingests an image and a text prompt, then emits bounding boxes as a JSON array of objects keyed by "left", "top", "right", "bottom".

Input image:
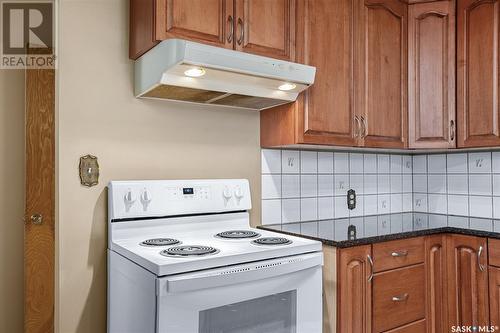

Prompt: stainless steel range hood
[{"left": 134, "top": 39, "right": 316, "bottom": 110}]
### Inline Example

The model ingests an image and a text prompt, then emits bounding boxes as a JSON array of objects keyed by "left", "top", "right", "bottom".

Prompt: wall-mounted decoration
[{"left": 79, "top": 154, "right": 99, "bottom": 187}]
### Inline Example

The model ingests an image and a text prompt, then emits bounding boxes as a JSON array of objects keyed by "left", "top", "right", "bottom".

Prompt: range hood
[{"left": 134, "top": 39, "right": 316, "bottom": 110}]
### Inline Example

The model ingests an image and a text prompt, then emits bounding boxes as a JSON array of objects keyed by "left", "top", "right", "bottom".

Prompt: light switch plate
[{"left": 79, "top": 154, "right": 99, "bottom": 187}]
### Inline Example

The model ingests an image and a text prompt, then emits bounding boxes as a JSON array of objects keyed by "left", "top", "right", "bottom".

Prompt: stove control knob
[
  {"left": 124, "top": 190, "right": 136, "bottom": 211},
  {"left": 223, "top": 186, "right": 232, "bottom": 204},
  {"left": 140, "top": 189, "right": 152, "bottom": 211},
  {"left": 234, "top": 186, "right": 244, "bottom": 200}
]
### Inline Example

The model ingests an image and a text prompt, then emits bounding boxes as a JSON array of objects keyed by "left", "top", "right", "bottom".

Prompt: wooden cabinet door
[
  {"left": 234, "top": 0, "right": 295, "bottom": 61},
  {"left": 355, "top": 0, "right": 408, "bottom": 149},
  {"left": 408, "top": 1, "right": 456, "bottom": 149},
  {"left": 338, "top": 245, "right": 372, "bottom": 333},
  {"left": 457, "top": 0, "right": 500, "bottom": 147},
  {"left": 446, "top": 235, "right": 489, "bottom": 328},
  {"left": 155, "top": 0, "right": 234, "bottom": 49},
  {"left": 490, "top": 266, "right": 500, "bottom": 328},
  {"left": 425, "top": 235, "right": 448, "bottom": 333}
]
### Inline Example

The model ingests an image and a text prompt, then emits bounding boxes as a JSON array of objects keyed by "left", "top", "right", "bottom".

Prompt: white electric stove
[{"left": 107, "top": 179, "right": 323, "bottom": 333}]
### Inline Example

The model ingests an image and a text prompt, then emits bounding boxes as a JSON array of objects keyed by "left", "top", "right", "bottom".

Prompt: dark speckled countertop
[{"left": 257, "top": 212, "right": 500, "bottom": 248}]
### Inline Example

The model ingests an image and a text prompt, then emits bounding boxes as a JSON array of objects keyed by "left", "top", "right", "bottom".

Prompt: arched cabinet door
[{"left": 457, "top": 0, "right": 500, "bottom": 147}]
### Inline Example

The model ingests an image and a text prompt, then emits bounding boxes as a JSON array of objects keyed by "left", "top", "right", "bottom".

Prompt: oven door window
[{"left": 198, "top": 290, "right": 297, "bottom": 333}]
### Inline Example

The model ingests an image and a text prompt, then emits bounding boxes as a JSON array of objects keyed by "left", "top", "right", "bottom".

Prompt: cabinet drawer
[
  {"left": 373, "top": 264, "right": 425, "bottom": 332},
  {"left": 373, "top": 237, "right": 424, "bottom": 272},
  {"left": 385, "top": 319, "right": 426, "bottom": 333},
  {"left": 489, "top": 238, "right": 500, "bottom": 267}
]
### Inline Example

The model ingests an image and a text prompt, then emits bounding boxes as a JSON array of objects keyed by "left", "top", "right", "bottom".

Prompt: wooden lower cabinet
[
  {"left": 489, "top": 266, "right": 500, "bottom": 328},
  {"left": 425, "top": 235, "right": 448, "bottom": 333}
]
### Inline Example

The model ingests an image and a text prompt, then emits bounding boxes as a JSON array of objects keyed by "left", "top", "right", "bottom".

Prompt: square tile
[
  {"left": 448, "top": 195, "right": 469, "bottom": 216},
  {"left": 282, "top": 150, "right": 299, "bottom": 174},
  {"left": 428, "top": 154, "right": 446, "bottom": 173},
  {"left": 282, "top": 174, "right": 300, "bottom": 198},
  {"left": 364, "top": 154, "right": 377, "bottom": 174},
  {"left": 413, "top": 214, "right": 429, "bottom": 230},
  {"left": 378, "top": 194, "right": 391, "bottom": 214},
  {"left": 262, "top": 174, "right": 281, "bottom": 199},
  {"left": 282, "top": 199, "right": 300, "bottom": 223},
  {"left": 413, "top": 155, "right": 427, "bottom": 174},
  {"left": 334, "top": 174, "right": 350, "bottom": 196},
  {"left": 403, "top": 194, "right": 413, "bottom": 212},
  {"left": 378, "top": 175, "right": 390, "bottom": 194},
  {"left": 364, "top": 195, "right": 378, "bottom": 215},
  {"left": 334, "top": 196, "right": 349, "bottom": 218},
  {"left": 448, "top": 216, "right": 469, "bottom": 229},
  {"left": 494, "top": 175, "right": 500, "bottom": 196},
  {"left": 261, "top": 199, "right": 281, "bottom": 225},
  {"left": 390, "top": 175, "right": 403, "bottom": 193},
  {"left": 469, "top": 152, "right": 492, "bottom": 173},
  {"left": 300, "top": 197, "right": 318, "bottom": 221},
  {"left": 364, "top": 216, "right": 378, "bottom": 237},
  {"left": 429, "top": 215, "right": 447, "bottom": 228},
  {"left": 493, "top": 152, "right": 500, "bottom": 173},
  {"left": 495, "top": 220, "right": 500, "bottom": 233},
  {"left": 390, "top": 155, "right": 403, "bottom": 174},
  {"left": 334, "top": 152, "right": 349, "bottom": 173},
  {"left": 300, "top": 175, "right": 317, "bottom": 197},
  {"left": 350, "top": 196, "right": 364, "bottom": 217},
  {"left": 318, "top": 197, "right": 334, "bottom": 220},
  {"left": 378, "top": 154, "right": 390, "bottom": 173},
  {"left": 428, "top": 194, "right": 447, "bottom": 214},
  {"left": 318, "top": 152, "right": 334, "bottom": 174},
  {"left": 318, "top": 220, "right": 334, "bottom": 240},
  {"left": 350, "top": 153, "right": 364, "bottom": 174},
  {"left": 261, "top": 149, "right": 281, "bottom": 174},
  {"left": 470, "top": 218, "right": 493, "bottom": 232},
  {"left": 364, "top": 175, "right": 378, "bottom": 195},
  {"left": 469, "top": 196, "right": 492, "bottom": 218},
  {"left": 318, "top": 174, "right": 334, "bottom": 197},
  {"left": 402, "top": 175, "right": 413, "bottom": 193},
  {"left": 447, "top": 153, "right": 468, "bottom": 173},
  {"left": 334, "top": 219, "right": 349, "bottom": 241},
  {"left": 349, "top": 217, "right": 365, "bottom": 238},
  {"left": 494, "top": 197, "right": 500, "bottom": 219},
  {"left": 350, "top": 175, "right": 364, "bottom": 194},
  {"left": 428, "top": 175, "right": 446, "bottom": 194},
  {"left": 282, "top": 223, "right": 300, "bottom": 233},
  {"left": 391, "top": 214, "right": 403, "bottom": 233},
  {"left": 301, "top": 151, "right": 318, "bottom": 173},
  {"left": 413, "top": 193, "right": 428, "bottom": 212},
  {"left": 300, "top": 222, "right": 318, "bottom": 237},
  {"left": 378, "top": 215, "right": 391, "bottom": 235},
  {"left": 402, "top": 213, "right": 414, "bottom": 231},
  {"left": 402, "top": 155, "right": 413, "bottom": 174},
  {"left": 391, "top": 194, "right": 403, "bottom": 213},
  {"left": 469, "top": 174, "right": 492, "bottom": 196},
  {"left": 448, "top": 174, "right": 468, "bottom": 195},
  {"left": 413, "top": 175, "right": 428, "bottom": 193}
]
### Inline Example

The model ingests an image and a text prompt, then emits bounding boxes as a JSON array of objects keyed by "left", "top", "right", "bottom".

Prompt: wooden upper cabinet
[
  {"left": 408, "top": 1, "right": 456, "bottom": 149},
  {"left": 457, "top": 0, "right": 500, "bottom": 147},
  {"left": 446, "top": 235, "right": 489, "bottom": 328},
  {"left": 355, "top": 0, "right": 408, "bottom": 149},
  {"left": 234, "top": 0, "right": 296, "bottom": 61},
  {"left": 337, "top": 245, "right": 372, "bottom": 333}
]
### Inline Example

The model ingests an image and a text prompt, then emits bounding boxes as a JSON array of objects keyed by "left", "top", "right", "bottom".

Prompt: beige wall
[
  {"left": 0, "top": 71, "right": 25, "bottom": 330},
  {"left": 57, "top": 0, "right": 261, "bottom": 332}
]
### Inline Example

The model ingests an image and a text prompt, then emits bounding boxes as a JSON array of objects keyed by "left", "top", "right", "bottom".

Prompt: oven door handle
[{"left": 157, "top": 252, "right": 323, "bottom": 295}]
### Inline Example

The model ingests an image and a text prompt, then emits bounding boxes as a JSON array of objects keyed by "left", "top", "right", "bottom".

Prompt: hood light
[
  {"left": 184, "top": 67, "right": 206, "bottom": 77},
  {"left": 278, "top": 83, "right": 297, "bottom": 91}
]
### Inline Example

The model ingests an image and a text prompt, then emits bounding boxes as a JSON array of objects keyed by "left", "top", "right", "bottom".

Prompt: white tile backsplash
[{"left": 262, "top": 149, "right": 500, "bottom": 228}]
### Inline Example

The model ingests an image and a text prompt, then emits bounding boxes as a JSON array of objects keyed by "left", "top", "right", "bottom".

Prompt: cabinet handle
[
  {"left": 237, "top": 18, "right": 244, "bottom": 45},
  {"left": 391, "top": 250, "right": 408, "bottom": 257},
  {"left": 478, "top": 245, "right": 485, "bottom": 272},
  {"left": 354, "top": 116, "right": 361, "bottom": 138},
  {"left": 450, "top": 120, "right": 455, "bottom": 141},
  {"left": 360, "top": 116, "right": 367, "bottom": 138},
  {"left": 227, "top": 15, "right": 234, "bottom": 43},
  {"left": 367, "top": 254, "right": 374, "bottom": 282},
  {"left": 392, "top": 293, "right": 409, "bottom": 302}
]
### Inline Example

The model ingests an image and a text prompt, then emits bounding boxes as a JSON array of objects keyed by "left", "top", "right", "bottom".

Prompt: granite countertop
[{"left": 257, "top": 212, "right": 500, "bottom": 248}]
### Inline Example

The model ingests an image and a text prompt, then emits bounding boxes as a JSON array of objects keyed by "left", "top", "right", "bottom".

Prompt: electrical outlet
[{"left": 347, "top": 189, "right": 356, "bottom": 210}]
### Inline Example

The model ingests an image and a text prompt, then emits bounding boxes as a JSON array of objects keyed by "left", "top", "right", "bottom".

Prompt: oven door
[{"left": 156, "top": 252, "right": 323, "bottom": 333}]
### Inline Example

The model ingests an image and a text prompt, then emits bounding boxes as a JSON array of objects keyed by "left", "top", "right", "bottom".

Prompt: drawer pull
[
  {"left": 391, "top": 250, "right": 408, "bottom": 257},
  {"left": 392, "top": 293, "right": 409, "bottom": 302},
  {"left": 478, "top": 245, "right": 485, "bottom": 272},
  {"left": 367, "top": 254, "right": 374, "bottom": 282}
]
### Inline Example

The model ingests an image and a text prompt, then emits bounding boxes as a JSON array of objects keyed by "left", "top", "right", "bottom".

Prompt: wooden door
[
  {"left": 446, "top": 235, "right": 489, "bottom": 329},
  {"left": 425, "top": 235, "right": 448, "bottom": 333},
  {"left": 235, "top": 0, "right": 295, "bottom": 61},
  {"left": 408, "top": 1, "right": 456, "bottom": 149},
  {"left": 25, "top": 65, "right": 55, "bottom": 330},
  {"left": 490, "top": 266, "right": 500, "bottom": 328},
  {"left": 355, "top": 0, "right": 408, "bottom": 148},
  {"left": 155, "top": 0, "right": 234, "bottom": 49},
  {"left": 337, "top": 245, "right": 372, "bottom": 333},
  {"left": 457, "top": 0, "right": 500, "bottom": 147}
]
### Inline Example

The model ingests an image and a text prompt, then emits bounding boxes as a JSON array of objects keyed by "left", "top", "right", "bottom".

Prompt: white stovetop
[{"left": 109, "top": 214, "right": 321, "bottom": 277}]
